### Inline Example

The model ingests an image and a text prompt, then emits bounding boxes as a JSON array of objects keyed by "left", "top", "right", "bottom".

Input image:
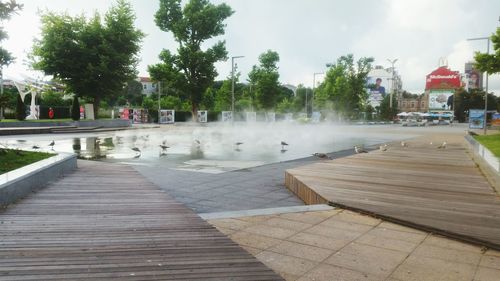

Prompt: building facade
[{"left": 138, "top": 77, "right": 156, "bottom": 96}]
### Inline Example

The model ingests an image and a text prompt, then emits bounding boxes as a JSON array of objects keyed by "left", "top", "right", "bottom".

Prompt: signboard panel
[
  {"left": 469, "top": 109, "right": 485, "bottom": 129},
  {"left": 159, "top": 109, "right": 175, "bottom": 124},
  {"left": 221, "top": 111, "right": 232, "bottom": 122},
  {"left": 197, "top": 110, "right": 207, "bottom": 123},
  {"left": 429, "top": 91, "right": 453, "bottom": 110}
]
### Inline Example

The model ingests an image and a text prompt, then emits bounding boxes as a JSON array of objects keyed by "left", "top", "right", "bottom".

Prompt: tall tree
[
  {"left": 32, "top": 0, "right": 144, "bottom": 118},
  {"left": 474, "top": 27, "right": 500, "bottom": 75},
  {"left": 314, "top": 54, "right": 373, "bottom": 118},
  {"left": 149, "top": 0, "right": 233, "bottom": 119},
  {"left": 0, "top": 0, "right": 22, "bottom": 67},
  {"left": 248, "top": 50, "right": 280, "bottom": 110}
]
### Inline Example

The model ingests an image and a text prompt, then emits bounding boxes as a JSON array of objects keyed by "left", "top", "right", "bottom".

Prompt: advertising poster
[
  {"left": 246, "top": 112, "right": 257, "bottom": 122},
  {"left": 429, "top": 91, "right": 454, "bottom": 110},
  {"left": 311, "top": 111, "right": 321, "bottom": 123},
  {"left": 492, "top": 113, "right": 500, "bottom": 127},
  {"left": 120, "top": 107, "right": 129, "bottom": 120},
  {"left": 133, "top": 109, "right": 141, "bottom": 123},
  {"left": 222, "top": 111, "right": 232, "bottom": 122},
  {"left": 197, "top": 110, "right": 207, "bottom": 123},
  {"left": 159, "top": 109, "right": 175, "bottom": 124},
  {"left": 469, "top": 109, "right": 485, "bottom": 129},
  {"left": 266, "top": 112, "right": 275, "bottom": 122}
]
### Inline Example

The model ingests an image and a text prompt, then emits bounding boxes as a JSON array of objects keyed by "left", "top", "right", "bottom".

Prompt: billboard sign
[
  {"left": 429, "top": 90, "right": 454, "bottom": 110},
  {"left": 492, "top": 113, "right": 500, "bottom": 127},
  {"left": 197, "top": 110, "right": 207, "bottom": 123},
  {"left": 469, "top": 109, "right": 485, "bottom": 129},
  {"left": 159, "top": 109, "right": 175, "bottom": 124},
  {"left": 221, "top": 111, "right": 232, "bottom": 122}
]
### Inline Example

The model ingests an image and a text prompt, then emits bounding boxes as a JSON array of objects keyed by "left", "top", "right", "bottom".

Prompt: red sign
[{"left": 425, "top": 66, "right": 461, "bottom": 90}]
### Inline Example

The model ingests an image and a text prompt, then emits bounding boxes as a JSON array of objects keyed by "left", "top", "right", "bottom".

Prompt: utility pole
[
  {"left": 387, "top": 59, "right": 398, "bottom": 109},
  {"left": 231, "top": 56, "right": 244, "bottom": 115},
  {"left": 467, "top": 37, "right": 490, "bottom": 135}
]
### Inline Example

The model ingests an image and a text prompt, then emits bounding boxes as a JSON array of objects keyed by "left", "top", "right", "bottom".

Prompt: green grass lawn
[
  {"left": 0, "top": 149, "right": 54, "bottom": 174},
  {"left": 474, "top": 134, "right": 500, "bottom": 157}
]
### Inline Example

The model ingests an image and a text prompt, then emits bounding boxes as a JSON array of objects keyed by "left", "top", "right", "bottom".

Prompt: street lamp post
[
  {"left": 387, "top": 59, "right": 398, "bottom": 109},
  {"left": 312, "top": 72, "right": 324, "bottom": 115},
  {"left": 231, "top": 56, "right": 244, "bottom": 115},
  {"left": 467, "top": 36, "right": 490, "bottom": 135}
]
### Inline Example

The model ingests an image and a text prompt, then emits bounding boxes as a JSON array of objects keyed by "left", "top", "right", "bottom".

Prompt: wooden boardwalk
[
  {"left": 285, "top": 137, "right": 500, "bottom": 250},
  {"left": 0, "top": 161, "right": 283, "bottom": 281}
]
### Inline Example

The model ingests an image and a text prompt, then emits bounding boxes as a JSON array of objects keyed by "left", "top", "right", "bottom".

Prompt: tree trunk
[
  {"left": 93, "top": 97, "right": 100, "bottom": 120},
  {"left": 191, "top": 102, "right": 198, "bottom": 122}
]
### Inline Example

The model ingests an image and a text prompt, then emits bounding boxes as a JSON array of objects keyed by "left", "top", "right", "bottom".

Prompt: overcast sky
[{"left": 3, "top": 0, "right": 500, "bottom": 94}]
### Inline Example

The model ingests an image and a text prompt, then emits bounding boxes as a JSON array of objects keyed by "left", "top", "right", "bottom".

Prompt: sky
[{"left": 2, "top": 0, "right": 500, "bottom": 94}]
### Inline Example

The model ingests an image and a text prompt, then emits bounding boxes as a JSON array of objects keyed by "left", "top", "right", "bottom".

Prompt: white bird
[
  {"left": 437, "top": 141, "right": 447, "bottom": 149},
  {"left": 159, "top": 144, "right": 169, "bottom": 150},
  {"left": 379, "top": 144, "right": 388, "bottom": 151},
  {"left": 281, "top": 141, "right": 289, "bottom": 150},
  {"left": 49, "top": 140, "right": 55, "bottom": 149},
  {"left": 401, "top": 141, "right": 408, "bottom": 147},
  {"left": 354, "top": 146, "right": 368, "bottom": 154}
]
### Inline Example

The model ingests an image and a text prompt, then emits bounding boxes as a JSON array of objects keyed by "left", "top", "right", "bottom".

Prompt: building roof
[
  {"left": 138, "top": 77, "right": 152, "bottom": 83},
  {"left": 425, "top": 66, "right": 461, "bottom": 90}
]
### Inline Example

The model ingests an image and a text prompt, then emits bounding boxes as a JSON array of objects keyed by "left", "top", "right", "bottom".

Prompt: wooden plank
[
  {"left": 0, "top": 161, "right": 283, "bottom": 281},
  {"left": 285, "top": 137, "right": 500, "bottom": 250}
]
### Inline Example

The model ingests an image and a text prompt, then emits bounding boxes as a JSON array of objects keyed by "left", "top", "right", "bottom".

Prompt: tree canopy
[
  {"left": 474, "top": 27, "right": 500, "bottom": 75},
  {"left": 148, "top": 0, "right": 233, "bottom": 119},
  {"left": 0, "top": 0, "right": 22, "bottom": 67},
  {"left": 314, "top": 54, "right": 374, "bottom": 118},
  {"left": 248, "top": 50, "right": 281, "bottom": 110},
  {"left": 31, "top": 0, "right": 144, "bottom": 117}
]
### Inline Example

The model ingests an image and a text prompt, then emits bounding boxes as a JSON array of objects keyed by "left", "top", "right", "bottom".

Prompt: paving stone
[
  {"left": 208, "top": 218, "right": 253, "bottom": 231},
  {"left": 319, "top": 217, "right": 375, "bottom": 233},
  {"left": 243, "top": 224, "right": 298, "bottom": 239},
  {"left": 211, "top": 226, "right": 236, "bottom": 235},
  {"left": 288, "top": 232, "right": 351, "bottom": 251},
  {"left": 305, "top": 224, "right": 365, "bottom": 242},
  {"left": 256, "top": 250, "right": 318, "bottom": 277},
  {"left": 474, "top": 266, "right": 500, "bottom": 281},
  {"left": 421, "top": 235, "right": 483, "bottom": 253},
  {"left": 485, "top": 249, "right": 500, "bottom": 257},
  {"left": 334, "top": 210, "right": 381, "bottom": 226},
  {"left": 278, "top": 211, "right": 336, "bottom": 224},
  {"left": 229, "top": 231, "right": 282, "bottom": 250},
  {"left": 236, "top": 215, "right": 274, "bottom": 223},
  {"left": 296, "top": 263, "right": 384, "bottom": 281},
  {"left": 370, "top": 226, "right": 427, "bottom": 243},
  {"left": 479, "top": 254, "right": 500, "bottom": 270},
  {"left": 356, "top": 232, "right": 420, "bottom": 253},
  {"left": 390, "top": 255, "right": 476, "bottom": 281},
  {"left": 412, "top": 244, "right": 482, "bottom": 265},
  {"left": 268, "top": 240, "right": 334, "bottom": 262},
  {"left": 263, "top": 217, "right": 313, "bottom": 232},
  {"left": 241, "top": 245, "right": 263, "bottom": 256},
  {"left": 325, "top": 242, "right": 408, "bottom": 278}
]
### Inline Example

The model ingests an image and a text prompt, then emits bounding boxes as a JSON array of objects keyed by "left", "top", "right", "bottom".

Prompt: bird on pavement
[
  {"left": 354, "top": 145, "right": 368, "bottom": 154},
  {"left": 437, "top": 141, "right": 447, "bottom": 149},
  {"left": 379, "top": 144, "right": 388, "bottom": 151},
  {"left": 49, "top": 140, "right": 55, "bottom": 149},
  {"left": 281, "top": 141, "right": 289, "bottom": 150},
  {"left": 32, "top": 145, "right": 40, "bottom": 150},
  {"left": 131, "top": 147, "right": 141, "bottom": 153},
  {"left": 159, "top": 144, "right": 169, "bottom": 150},
  {"left": 401, "top": 141, "right": 408, "bottom": 147},
  {"left": 313, "top": 153, "right": 332, "bottom": 160}
]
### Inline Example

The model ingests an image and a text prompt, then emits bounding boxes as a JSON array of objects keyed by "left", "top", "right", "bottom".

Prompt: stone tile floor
[{"left": 208, "top": 208, "right": 500, "bottom": 281}]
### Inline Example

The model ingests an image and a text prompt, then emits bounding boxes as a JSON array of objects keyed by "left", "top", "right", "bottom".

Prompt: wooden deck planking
[
  {"left": 0, "top": 161, "right": 283, "bottom": 281},
  {"left": 285, "top": 139, "right": 500, "bottom": 250}
]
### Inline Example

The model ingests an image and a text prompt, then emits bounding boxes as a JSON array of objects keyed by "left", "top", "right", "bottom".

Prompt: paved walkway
[
  {"left": 209, "top": 208, "right": 500, "bottom": 281},
  {"left": 0, "top": 161, "right": 283, "bottom": 280},
  {"left": 285, "top": 134, "right": 500, "bottom": 250},
  {"left": 134, "top": 148, "right": 357, "bottom": 213}
]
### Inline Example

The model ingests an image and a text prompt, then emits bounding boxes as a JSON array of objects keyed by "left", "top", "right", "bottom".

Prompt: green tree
[
  {"left": 15, "top": 94, "right": 24, "bottom": 120},
  {"left": 149, "top": 0, "right": 233, "bottom": 120},
  {"left": 474, "top": 27, "right": 500, "bottom": 75},
  {"left": 213, "top": 80, "right": 232, "bottom": 111},
  {"left": 248, "top": 50, "right": 280, "bottom": 110},
  {"left": 31, "top": 0, "right": 144, "bottom": 118},
  {"left": 379, "top": 95, "right": 398, "bottom": 120},
  {"left": 0, "top": 0, "right": 22, "bottom": 67},
  {"left": 314, "top": 54, "right": 374, "bottom": 118},
  {"left": 71, "top": 95, "right": 80, "bottom": 120},
  {"left": 41, "top": 89, "right": 70, "bottom": 107}
]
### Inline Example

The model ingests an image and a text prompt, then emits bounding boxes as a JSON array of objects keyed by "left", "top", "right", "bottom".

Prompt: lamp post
[
  {"left": 312, "top": 72, "right": 324, "bottom": 115},
  {"left": 231, "top": 56, "right": 244, "bottom": 114},
  {"left": 387, "top": 59, "right": 398, "bottom": 109},
  {"left": 467, "top": 37, "right": 490, "bottom": 135}
]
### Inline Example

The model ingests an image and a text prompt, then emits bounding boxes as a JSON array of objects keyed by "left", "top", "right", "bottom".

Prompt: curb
[
  {"left": 464, "top": 134, "right": 500, "bottom": 193},
  {"left": 0, "top": 153, "right": 77, "bottom": 208}
]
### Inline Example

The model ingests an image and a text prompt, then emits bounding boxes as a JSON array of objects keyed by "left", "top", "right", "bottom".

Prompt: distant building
[
  {"left": 424, "top": 66, "right": 461, "bottom": 111},
  {"left": 398, "top": 95, "right": 428, "bottom": 113},
  {"left": 464, "top": 62, "right": 482, "bottom": 91},
  {"left": 137, "top": 77, "right": 156, "bottom": 95}
]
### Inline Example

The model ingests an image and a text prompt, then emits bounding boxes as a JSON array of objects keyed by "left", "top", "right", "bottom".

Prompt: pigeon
[
  {"left": 354, "top": 146, "right": 368, "bottom": 154},
  {"left": 131, "top": 147, "right": 141, "bottom": 152},
  {"left": 49, "top": 140, "right": 55, "bottom": 147},
  {"left": 159, "top": 144, "right": 169, "bottom": 150},
  {"left": 281, "top": 141, "right": 289, "bottom": 150},
  {"left": 32, "top": 145, "right": 40, "bottom": 149},
  {"left": 313, "top": 153, "right": 332, "bottom": 160},
  {"left": 467, "top": 130, "right": 479, "bottom": 136},
  {"left": 235, "top": 142, "right": 243, "bottom": 146},
  {"left": 379, "top": 144, "right": 388, "bottom": 151},
  {"left": 401, "top": 141, "right": 408, "bottom": 147},
  {"left": 437, "top": 141, "right": 447, "bottom": 149}
]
